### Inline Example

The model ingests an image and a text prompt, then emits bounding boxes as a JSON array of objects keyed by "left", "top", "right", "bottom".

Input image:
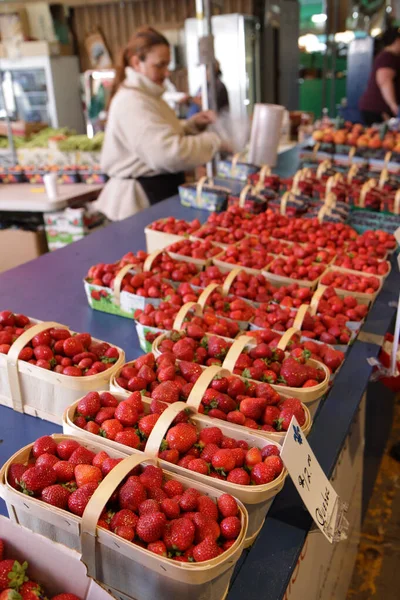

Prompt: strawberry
[
  {"left": 172, "top": 339, "right": 195, "bottom": 361},
  {"left": 211, "top": 450, "right": 236, "bottom": 474},
  {"left": 114, "top": 526, "right": 135, "bottom": 541},
  {"left": 35, "top": 453, "right": 59, "bottom": 469},
  {"left": 110, "top": 509, "right": 138, "bottom": 532},
  {"left": 227, "top": 411, "right": 246, "bottom": 426},
  {"left": 263, "top": 405, "right": 280, "bottom": 427},
  {"left": 100, "top": 419, "right": 123, "bottom": 440},
  {"left": 197, "top": 496, "right": 218, "bottom": 520},
  {"left": 32, "top": 436, "right": 57, "bottom": 458},
  {"left": 74, "top": 465, "right": 102, "bottom": 487},
  {"left": 187, "top": 459, "right": 209, "bottom": 475},
  {"left": 199, "top": 427, "right": 223, "bottom": 446},
  {"left": 159, "top": 449, "right": 180, "bottom": 464},
  {"left": 0, "top": 587, "right": 21, "bottom": 598},
  {"left": 115, "top": 429, "right": 141, "bottom": 448},
  {"left": 151, "top": 381, "right": 180, "bottom": 404},
  {"left": 193, "top": 513, "right": 220, "bottom": 544},
  {"left": 41, "top": 484, "right": 71, "bottom": 509},
  {"left": 114, "top": 402, "right": 139, "bottom": 427},
  {"left": 279, "top": 357, "right": 308, "bottom": 387},
  {"left": 68, "top": 482, "right": 98, "bottom": 516},
  {"left": 136, "top": 512, "right": 166, "bottom": 543},
  {"left": 51, "top": 596, "right": 81, "bottom": 600},
  {"left": 119, "top": 479, "right": 147, "bottom": 511},
  {"left": 179, "top": 489, "right": 201, "bottom": 512},
  {"left": 18, "top": 580, "right": 44, "bottom": 600},
  {"left": 68, "top": 446, "right": 96, "bottom": 465},
  {"left": 138, "top": 414, "right": 160, "bottom": 439},
  {"left": 140, "top": 465, "right": 163, "bottom": 489},
  {"left": 276, "top": 406, "right": 306, "bottom": 431},
  {"left": 139, "top": 499, "right": 160, "bottom": 516},
  {"left": 245, "top": 447, "right": 262, "bottom": 467},
  {"left": 160, "top": 498, "right": 180, "bottom": 519},
  {"left": 20, "top": 466, "right": 57, "bottom": 495},
  {"left": 147, "top": 487, "right": 167, "bottom": 503},
  {"left": 261, "top": 445, "right": 280, "bottom": 460},
  {"left": 77, "top": 392, "right": 101, "bottom": 418},
  {"left": 217, "top": 494, "right": 239, "bottom": 518},
  {"left": 200, "top": 443, "right": 219, "bottom": 463},
  {"left": 168, "top": 518, "right": 195, "bottom": 552},
  {"left": 0, "top": 542, "right": 3, "bottom": 562},
  {"left": 264, "top": 455, "right": 284, "bottom": 476},
  {"left": 125, "top": 392, "right": 145, "bottom": 413},
  {"left": 192, "top": 536, "right": 221, "bottom": 562},
  {"left": 147, "top": 541, "right": 167, "bottom": 557},
  {"left": 227, "top": 468, "right": 250, "bottom": 485},
  {"left": 220, "top": 516, "right": 241, "bottom": 540},
  {"left": 7, "top": 464, "right": 28, "bottom": 490},
  {"left": 53, "top": 461, "right": 75, "bottom": 483},
  {"left": 163, "top": 480, "right": 184, "bottom": 498},
  {"left": 239, "top": 397, "right": 266, "bottom": 421},
  {"left": 251, "top": 462, "right": 276, "bottom": 484},
  {"left": 166, "top": 423, "right": 198, "bottom": 454},
  {"left": 179, "top": 361, "right": 203, "bottom": 384},
  {"left": 0, "top": 560, "right": 28, "bottom": 591},
  {"left": 206, "top": 336, "right": 231, "bottom": 360},
  {"left": 94, "top": 407, "right": 116, "bottom": 425}
]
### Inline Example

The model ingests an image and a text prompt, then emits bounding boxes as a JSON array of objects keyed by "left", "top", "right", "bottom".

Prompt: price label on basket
[{"left": 281, "top": 416, "right": 349, "bottom": 543}]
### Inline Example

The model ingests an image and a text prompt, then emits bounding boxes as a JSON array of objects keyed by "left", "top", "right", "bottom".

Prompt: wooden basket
[
  {"left": 0, "top": 320, "right": 125, "bottom": 424},
  {"left": 0, "top": 435, "right": 248, "bottom": 600},
  {"left": 63, "top": 395, "right": 286, "bottom": 546},
  {"left": 213, "top": 254, "right": 274, "bottom": 276},
  {"left": 221, "top": 334, "right": 330, "bottom": 409},
  {"left": 318, "top": 267, "right": 383, "bottom": 305},
  {"left": 331, "top": 259, "right": 392, "bottom": 281},
  {"left": 262, "top": 262, "right": 326, "bottom": 291},
  {"left": 144, "top": 224, "right": 186, "bottom": 254}
]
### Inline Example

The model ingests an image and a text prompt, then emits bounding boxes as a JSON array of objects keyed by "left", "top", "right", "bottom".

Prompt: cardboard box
[
  {"left": 0, "top": 229, "right": 47, "bottom": 273},
  {"left": 44, "top": 206, "right": 107, "bottom": 251},
  {"left": 0, "top": 516, "right": 115, "bottom": 599}
]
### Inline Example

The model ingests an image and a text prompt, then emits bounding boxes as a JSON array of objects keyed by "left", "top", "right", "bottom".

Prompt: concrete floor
[{"left": 347, "top": 393, "right": 400, "bottom": 600}]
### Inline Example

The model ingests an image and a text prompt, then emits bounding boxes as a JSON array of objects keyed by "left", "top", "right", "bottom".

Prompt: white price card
[{"left": 281, "top": 417, "right": 349, "bottom": 543}]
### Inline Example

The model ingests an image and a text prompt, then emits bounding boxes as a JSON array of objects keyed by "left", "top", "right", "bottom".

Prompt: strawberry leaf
[{"left": 242, "top": 368, "right": 251, "bottom": 379}]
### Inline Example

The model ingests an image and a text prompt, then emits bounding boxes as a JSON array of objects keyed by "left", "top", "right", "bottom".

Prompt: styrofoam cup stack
[{"left": 248, "top": 103, "right": 285, "bottom": 167}]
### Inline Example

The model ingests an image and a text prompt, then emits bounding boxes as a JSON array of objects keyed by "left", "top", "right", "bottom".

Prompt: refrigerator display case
[
  {"left": 184, "top": 13, "right": 261, "bottom": 122},
  {"left": 0, "top": 55, "right": 85, "bottom": 133}
]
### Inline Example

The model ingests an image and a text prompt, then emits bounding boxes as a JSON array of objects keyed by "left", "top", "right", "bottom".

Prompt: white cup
[
  {"left": 248, "top": 103, "right": 285, "bottom": 167},
  {"left": 43, "top": 172, "right": 59, "bottom": 201}
]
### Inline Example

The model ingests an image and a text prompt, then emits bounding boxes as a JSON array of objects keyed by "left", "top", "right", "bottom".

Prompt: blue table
[{"left": 0, "top": 147, "right": 398, "bottom": 600}]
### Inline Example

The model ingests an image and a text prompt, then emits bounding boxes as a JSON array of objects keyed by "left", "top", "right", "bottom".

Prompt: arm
[{"left": 376, "top": 67, "right": 398, "bottom": 116}]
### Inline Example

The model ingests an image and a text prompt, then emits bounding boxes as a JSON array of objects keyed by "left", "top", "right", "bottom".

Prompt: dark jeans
[
  {"left": 360, "top": 110, "right": 384, "bottom": 126},
  {"left": 137, "top": 172, "right": 185, "bottom": 205}
]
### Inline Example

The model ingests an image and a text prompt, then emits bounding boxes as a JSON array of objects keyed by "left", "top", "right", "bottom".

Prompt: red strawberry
[
  {"left": 276, "top": 406, "right": 306, "bottom": 431},
  {"left": 0, "top": 559, "right": 28, "bottom": 591},
  {"left": 166, "top": 423, "right": 198, "bottom": 453},
  {"left": 94, "top": 407, "right": 116, "bottom": 425},
  {"left": 110, "top": 509, "right": 139, "bottom": 532},
  {"left": 68, "top": 446, "right": 96, "bottom": 465},
  {"left": 77, "top": 392, "right": 101, "bottom": 417},
  {"left": 41, "top": 484, "right": 71, "bottom": 509},
  {"left": 279, "top": 357, "right": 308, "bottom": 387},
  {"left": 53, "top": 461, "right": 75, "bottom": 483},
  {"left": 7, "top": 464, "right": 28, "bottom": 490},
  {"left": 125, "top": 391, "right": 145, "bottom": 413},
  {"left": 35, "top": 453, "right": 59, "bottom": 469},
  {"left": 168, "top": 518, "right": 195, "bottom": 551},
  {"left": 114, "top": 525, "right": 135, "bottom": 541},
  {"left": 101, "top": 458, "right": 122, "bottom": 476},
  {"left": 193, "top": 513, "right": 220, "bottom": 543},
  {"left": 200, "top": 443, "right": 219, "bottom": 463},
  {"left": 138, "top": 414, "right": 160, "bottom": 439},
  {"left": 114, "top": 402, "right": 139, "bottom": 427},
  {"left": 187, "top": 459, "right": 208, "bottom": 475},
  {"left": 51, "top": 596, "right": 81, "bottom": 600},
  {"left": 159, "top": 449, "right": 180, "bottom": 464},
  {"left": 263, "top": 405, "right": 281, "bottom": 427},
  {"left": 20, "top": 466, "right": 57, "bottom": 495},
  {"left": 199, "top": 427, "right": 223, "bottom": 446},
  {"left": 251, "top": 462, "right": 276, "bottom": 484},
  {"left": 197, "top": 495, "right": 218, "bottom": 520},
  {"left": 151, "top": 381, "right": 180, "bottom": 404},
  {"left": 160, "top": 498, "right": 180, "bottom": 519},
  {"left": 100, "top": 419, "right": 123, "bottom": 440},
  {"left": 68, "top": 482, "right": 98, "bottom": 516},
  {"left": 0, "top": 542, "right": 3, "bottom": 562},
  {"left": 206, "top": 336, "right": 231, "bottom": 359},
  {"left": 239, "top": 397, "right": 266, "bottom": 421},
  {"left": 147, "top": 541, "right": 167, "bottom": 557},
  {"left": 261, "top": 445, "right": 280, "bottom": 460},
  {"left": 119, "top": 479, "right": 147, "bottom": 511},
  {"left": 227, "top": 468, "right": 250, "bottom": 485},
  {"left": 139, "top": 499, "right": 160, "bottom": 516},
  {"left": 163, "top": 480, "right": 184, "bottom": 498},
  {"left": 32, "top": 436, "right": 57, "bottom": 458},
  {"left": 217, "top": 494, "right": 239, "bottom": 518},
  {"left": 147, "top": 487, "right": 167, "bottom": 503},
  {"left": 220, "top": 516, "right": 241, "bottom": 540},
  {"left": 74, "top": 465, "right": 102, "bottom": 487},
  {"left": 179, "top": 488, "right": 201, "bottom": 512},
  {"left": 179, "top": 361, "right": 203, "bottom": 384},
  {"left": 264, "top": 455, "right": 284, "bottom": 476},
  {"left": 192, "top": 536, "right": 221, "bottom": 562},
  {"left": 100, "top": 391, "right": 119, "bottom": 407},
  {"left": 136, "top": 512, "right": 166, "bottom": 543},
  {"left": 19, "top": 580, "right": 45, "bottom": 600},
  {"left": 245, "top": 447, "right": 262, "bottom": 467},
  {"left": 211, "top": 450, "right": 236, "bottom": 474},
  {"left": 115, "top": 429, "right": 141, "bottom": 448},
  {"left": 140, "top": 465, "right": 163, "bottom": 489},
  {"left": 172, "top": 339, "right": 195, "bottom": 361},
  {"left": 227, "top": 411, "right": 246, "bottom": 426}
]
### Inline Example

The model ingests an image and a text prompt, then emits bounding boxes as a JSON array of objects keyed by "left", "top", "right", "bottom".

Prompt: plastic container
[
  {"left": 63, "top": 395, "right": 286, "bottom": 546},
  {"left": 0, "top": 319, "right": 125, "bottom": 424},
  {"left": 0, "top": 435, "right": 248, "bottom": 600}
]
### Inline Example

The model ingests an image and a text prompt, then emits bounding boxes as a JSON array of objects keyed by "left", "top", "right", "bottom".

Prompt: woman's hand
[{"left": 189, "top": 110, "right": 217, "bottom": 129}]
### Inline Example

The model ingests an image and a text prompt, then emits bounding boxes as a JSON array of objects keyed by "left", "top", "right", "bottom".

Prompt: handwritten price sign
[{"left": 281, "top": 418, "right": 348, "bottom": 543}]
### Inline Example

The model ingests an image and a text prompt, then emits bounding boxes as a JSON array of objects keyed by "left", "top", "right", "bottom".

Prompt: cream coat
[{"left": 95, "top": 68, "right": 221, "bottom": 221}]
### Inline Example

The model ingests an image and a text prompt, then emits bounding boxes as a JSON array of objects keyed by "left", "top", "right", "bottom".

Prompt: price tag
[{"left": 281, "top": 417, "right": 349, "bottom": 543}]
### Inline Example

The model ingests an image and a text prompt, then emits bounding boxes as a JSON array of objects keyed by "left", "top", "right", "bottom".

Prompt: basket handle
[
  {"left": 276, "top": 327, "right": 300, "bottom": 351},
  {"left": 309, "top": 285, "right": 326, "bottom": 316},
  {"left": 198, "top": 283, "right": 221, "bottom": 308},
  {"left": 394, "top": 190, "right": 400, "bottom": 215},
  {"left": 291, "top": 170, "right": 303, "bottom": 195},
  {"left": 324, "top": 192, "right": 337, "bottom": 208},
  {"left": 239, "top": 184, "right": 253, "bottom": 207},
  {"left": 316, "top": 160, "right": 331, "bottom": 180},
  {"left": 359, "top": 180, "right": 376, "bottom": 208},
  {"left": 347, "top": 164, "right": 359, "bottom": 184},
  {"left": 258, "top": 165, "right": 271, "bottom": 187},
  {"left": 151, "top": 332, "right": 167, "bottom": 355},
  {"left": 172, "top": 302, "right": 203, "bottom": 330},
  {"left": 186, "top": 365, "right": 232, "bottom": 411},
  {"left": 292, "top": 304, "right": 309, "bottom": 330},
  {"left": 81, "top": 453, "right": 152, "bottom": 579},
  {"left": 143, "top": 249, "right": 164, "bottom": 272},
  {"left": 222, "top": 334, "right": 256, "bottom": 372},
  {"left": 317, "top": 206, "right": 328, "bottom": 223},
  {"left": 231, "top": 151, "right": 246, "bottom": 174},
  {"left": 280, "top": 191, "right": 291, "bottom": 216},
  {"left": 384, "top": 151, "right": 392, "bottom": 165},
  {"left": 112, "top": 263, "right": 136, "bottom": 307},
  {"left": 145, "top": 401, "right": 192, "bottom": 457},
  {"left": 312, "top": 142, "right": 321, "bottom": 159},
  {"left": 348, "top": 147, "right": 356, "bottom": 163},
  {"left": 379, "top": 168, "right": 389, "bottom": 190},
  {"left": 222, "top": 267, "right": 244, "bottom": 296},
  {"left": 196, "top": 176, "right": 213, "bottom": 203},
  {"left": 6, "top": 321, "right": 66, "bottom": 413}
]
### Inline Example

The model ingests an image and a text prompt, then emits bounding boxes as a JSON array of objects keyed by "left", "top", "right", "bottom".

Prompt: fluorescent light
[
  {"left": 352, "top": 11, "right": 358, "bottom": 18},
  {"left": 335, "top": 31, "right": 355, "bottom": 44},
  {"left": 91, "top": 71, "right": 115, "bottom": 80},
  {"left": 311, "top": 13, "right": 327, "bottom": 24},
  {"left": 371, "top": 27, "right": 382, "bottom": 37}
]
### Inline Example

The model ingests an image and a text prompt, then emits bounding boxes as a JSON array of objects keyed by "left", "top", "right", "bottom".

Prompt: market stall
[{"left": 0, "top": 146, "right": 398, "bottom": 600}]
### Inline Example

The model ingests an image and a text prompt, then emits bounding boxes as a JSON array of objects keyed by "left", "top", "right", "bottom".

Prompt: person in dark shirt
[
  {"left": 359, "top": 28, "right": 400, "bottom": 125},
  {"left": 187, "top": 60, "right": 230, "bottom": 116}
]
